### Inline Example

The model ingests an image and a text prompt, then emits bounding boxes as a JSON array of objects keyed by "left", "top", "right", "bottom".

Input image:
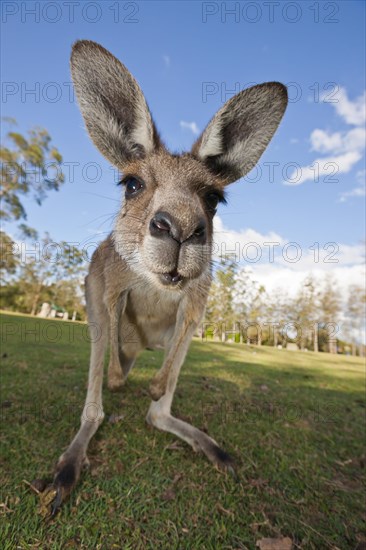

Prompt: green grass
[{"left": 0, "top": 312, "right": 365, "bottom": 549}]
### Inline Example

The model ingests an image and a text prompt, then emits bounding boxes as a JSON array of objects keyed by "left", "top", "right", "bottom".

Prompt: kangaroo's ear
[
  {"left": 192, "top": 82, "right": 288, "bottom": 184},
  {"left": 70, "top": 40, "right": 162, "bottom": 168}
]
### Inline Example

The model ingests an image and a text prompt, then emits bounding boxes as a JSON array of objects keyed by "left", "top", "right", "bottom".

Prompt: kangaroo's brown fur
[{"left": 46, "top": 40, "right": 288, "bottom": 515}]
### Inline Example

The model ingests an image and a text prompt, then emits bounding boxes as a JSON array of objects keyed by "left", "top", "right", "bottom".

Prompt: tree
[
  {"left": 0, "top": 281, "right": 25, "bottom": 312},
  {"left": 233, "top": 267, "right": 266, "bottom": 345},
  {"left": 0, "top": 230, "right": 18, "bottom": 282},
  {"left": 205, "top": 256, "right": 237, "bottom": 341},
  {"left": 15, "top": 234, "right": 86, "bottom": 316},
  {"left": 264, "top": 287, "right": 291, "bottom": 347},
  {"left": 346, "top": 284, "right": 366, "bottom": 356},
  {"left": 318, "top": 274, "right": 341, "bottom": 353},
  {"left": 291, "top": 274, "right": 320, "bottom": 351},
  {"left": 0, "top": 119, "right": 64, "bottom": 237},
  {"left": 49, "top": 279, "right": 86, "bottom": 320}
]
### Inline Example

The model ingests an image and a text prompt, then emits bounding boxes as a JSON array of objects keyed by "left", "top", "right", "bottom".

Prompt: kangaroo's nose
[
  {"left": 149, "top": 211, "right": 207, "bottom": 244},
  {"left": 150, "top": 212, "right": 178, "bottom": 239}
]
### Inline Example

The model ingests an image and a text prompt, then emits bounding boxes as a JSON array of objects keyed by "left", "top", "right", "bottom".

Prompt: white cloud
[
  {"left": 324, "top": 87, "right": 366, "bottom": 126},
  {"left": 339, "top": 187, "right": 366, "bottom": 202},
  {"left": 253, "top": 263, "right": 365, "bottom": 301},
  {"left": 213, "top": 215, "right": 284, "bottom": 256},
  {"left": 337, "top": 242, "right": 365, "bottom": 265},
  {"left": 338, "top": 169, "right": 366, "bottom": 202},
  {"left": 213, "top": 216, "right": 365, "bottom": 300},
  {"left": 310, "top": 127, "right": 365, "bottom": 155},
  {"left": 288, "top": 87, "right": 365, "bottom": 186},
  {"left": 290, "top": 138, "right": 299, "bottom": 144},
  {"left": 310, "top": 129, "right": 343, "bottom": 153},
  {"left": 180, "top": 120, "right": 199, "bottom": 135},
  {"left": 356, "top": 169, "right": 365, "bottom": 182},
  {"left": 163, "top": 54, "right": 170, "bottom": 68},
  {"left": 286, "top": 151, "right": 363, "bottom": 186}
]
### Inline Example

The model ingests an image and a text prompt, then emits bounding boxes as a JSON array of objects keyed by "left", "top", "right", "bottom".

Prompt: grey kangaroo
[{"left": 47, "top": 40, "right": 287, "bottom": 515}]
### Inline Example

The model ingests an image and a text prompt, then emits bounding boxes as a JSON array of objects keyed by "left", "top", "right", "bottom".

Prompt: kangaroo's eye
[
  {"left": 122, "top": 177, "right": 144, "bottom": 198},
  {"left": 205, "top": 192, "right": 224, "bottom": 212}
]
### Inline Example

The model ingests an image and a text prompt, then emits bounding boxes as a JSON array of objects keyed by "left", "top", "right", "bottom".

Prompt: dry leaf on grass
[
  {"left": 164, "top": 441, "right": 184, "bottom": 451},
  {"left": 38, "top": 486, "right": 58, "bottom": 518},
  {"left": 256, "top": 536, "right": 292, "bottom": 550},
  {"left": 30, "top": 479, "right": 48, "bottom": 493},
  {"left": 161, "top": 487, "right": 176, "bottom": 501},
  {"left": 216, "top": 502, "right": 234, "bottom": 518},
  {"left": 0, "top": 502, "right": 14, "bottom": 514},
  {"left": 108, "top": 414, "right": 124, "bottom": 424},
  {"left": 161, "top": 473, "right": 183, "bottom": 501}
]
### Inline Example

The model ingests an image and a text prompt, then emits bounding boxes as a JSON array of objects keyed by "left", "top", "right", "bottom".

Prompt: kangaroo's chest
[{"left": 123, "top": 285, "right": 181, "bottom": 350}]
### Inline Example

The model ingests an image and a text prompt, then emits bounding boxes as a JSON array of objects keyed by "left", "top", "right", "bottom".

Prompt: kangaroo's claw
[
  {"left": 38, "top": 456, "right": 84, "bottom": 518},
  {"left": 50, "top": 485, "right": 63, "bottom": 517}
]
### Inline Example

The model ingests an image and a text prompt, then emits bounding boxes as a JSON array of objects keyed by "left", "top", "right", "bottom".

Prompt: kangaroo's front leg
[
  {"left": 47, "top": 327, "right": 107, "bottom": 515},
  {"left": 146, "top": 307, "right": 236, "bottom": 477},
  {"left": 44, "top": 301, "right": 109, "bottom": 516}
]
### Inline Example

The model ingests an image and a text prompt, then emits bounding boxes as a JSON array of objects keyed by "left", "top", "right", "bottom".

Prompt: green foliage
[
  {"left": 318, "top": 273, "right": 341, "bottom": 324},
  {"left": 206, "top": 256, "right": 237, "bottom": 325},
  {"left": 0, "top": 119, "right": 64, "bottom": 233},
  {"left": 0, "top": 233, "right": 86, "bottom": 317},
  {"left": 18, "top": 224, "right": 39, "bottom": 240},
  {"left": 0, "top": 231, "right": 18, "bottom": 280},
  {"left": 0, "top": 279, "right": 86, "bottom": 320},
  {"left": 205, "top": 263, "right": 361, "bottom": 353}
]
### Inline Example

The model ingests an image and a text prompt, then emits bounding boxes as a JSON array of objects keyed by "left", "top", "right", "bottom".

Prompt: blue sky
[{"left": 1, "top": 0, "right": 365, "bottom": 294}]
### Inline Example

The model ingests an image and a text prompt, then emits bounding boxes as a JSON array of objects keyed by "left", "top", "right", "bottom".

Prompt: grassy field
[{"left": 0, "top": 312, "right": 365, "bottom": 549}]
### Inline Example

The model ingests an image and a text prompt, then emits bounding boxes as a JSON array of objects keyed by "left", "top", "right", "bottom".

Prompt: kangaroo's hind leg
[
  {"left": 107, "top": 292, "right": 135, "bottom": 391},
  {"left": 146, "top": 307, "right": 236, "bottom": 477}
]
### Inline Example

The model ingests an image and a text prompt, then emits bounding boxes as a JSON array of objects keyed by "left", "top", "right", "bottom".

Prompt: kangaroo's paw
[
  {"left": 107, "top": 365, "right": 126, "bottom": 392},
  {"left": 206, "top": 441, "right": 238, "bottom": 480},
  {"left": 107, "top": 377, "right": 125, "bottom": 392},
  {"left": 192, "top": 432, "right": 238, "bottom": 480},
  {"left": 39, "top": 454, "right": 87, "bottom": 518},
  {"left": 149, "top": 373, "right": 168, "bottom": 401}
]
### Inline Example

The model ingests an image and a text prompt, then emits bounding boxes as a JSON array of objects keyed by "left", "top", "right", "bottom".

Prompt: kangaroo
[{"left": 46, "top": 40, "right": 288, "bottom": 515}]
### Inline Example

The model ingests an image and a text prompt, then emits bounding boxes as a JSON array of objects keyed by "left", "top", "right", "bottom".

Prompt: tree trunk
[
  {"left": 30, "top": 280, "right": 44, "bottom": 316},
  {"left": 30, "top": 290, "right": 41, "bottom": 315},
  {"left": 221, "top": 322, "right": 226, "bottom": 342},
  {"left": 313, "top": 322, "right": 319, "bottom": 353},
  {"left": 300, "top": 330, "right": 306, "bottom": 350},
  {"left": 329, "top": 340, "right": 337, "bottom": 354}
]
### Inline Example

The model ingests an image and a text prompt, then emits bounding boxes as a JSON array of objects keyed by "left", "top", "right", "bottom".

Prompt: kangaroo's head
[{"left": 71, "top": 40, "right": 287, "bottom": 291}]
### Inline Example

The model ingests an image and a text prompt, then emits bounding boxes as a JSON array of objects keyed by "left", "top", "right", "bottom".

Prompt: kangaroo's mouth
[{"left": 158, "top": 269, "right": 184, "bottom": 286}]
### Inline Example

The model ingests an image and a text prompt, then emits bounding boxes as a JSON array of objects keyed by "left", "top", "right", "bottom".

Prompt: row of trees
[
  {"left": 0, "top": 232, "right": 86, "bottom": 319},
  {"left": 1, "top": 120, "right": 364, "bottom": 352},
  {"left": 204, "top": 257, "right": 365, "bottom": 355},
  {"left": 2, "top": 246, "right": 363, "bottom": 353},
  {"left": 1, "top": 119, "right": 86, "bottom": 319}
]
